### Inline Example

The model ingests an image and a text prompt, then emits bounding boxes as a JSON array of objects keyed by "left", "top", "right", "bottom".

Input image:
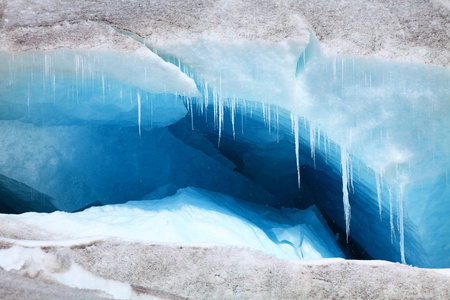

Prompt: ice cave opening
[{"left": 0, "top": 35, "right": 449, "bottom": 268}]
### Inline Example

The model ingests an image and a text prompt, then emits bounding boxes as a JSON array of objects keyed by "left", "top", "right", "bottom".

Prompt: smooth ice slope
[{"left": 0, "top": 188, "right": 344, "bottom": 260}]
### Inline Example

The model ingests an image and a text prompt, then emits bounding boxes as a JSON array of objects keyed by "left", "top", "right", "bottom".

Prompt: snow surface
[
  {"left": 0, "top": 246, "right": 136, "bottom": 299},
  {"left": 0, "top": 268, "right": 110, "bottom": 300},
  {"left": 1, "top": 0, "right": 448, "bottom": 66},
  {"left": 0, "top": 237, "right": 448, "bottom": 299}
]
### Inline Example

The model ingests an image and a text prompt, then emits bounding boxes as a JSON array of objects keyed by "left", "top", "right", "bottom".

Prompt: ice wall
[
  {"left": 0, "top": 50, "right": 274, "bottom": 212},
  {"left": 147, "top": 34, "right": 449, "bottom": 267},
  {"left": 0, "top": 31, "right": 449, "bottom": 267}
]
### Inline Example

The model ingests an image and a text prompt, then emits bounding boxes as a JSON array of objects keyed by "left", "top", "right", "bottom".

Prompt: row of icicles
[
  {"left": 179, "top": 82, "right": 407, "bottom": 264},
  {"left": 5, "top": 51, "right": 406, "bottom": 264}
]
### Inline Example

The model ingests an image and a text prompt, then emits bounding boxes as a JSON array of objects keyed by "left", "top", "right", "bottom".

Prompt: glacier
[
  {"left": 0, "top": 187, "right": 344, "bottom": 260},
  {"left": 0, "top": 29, "right": 449, "bottom": 269}
]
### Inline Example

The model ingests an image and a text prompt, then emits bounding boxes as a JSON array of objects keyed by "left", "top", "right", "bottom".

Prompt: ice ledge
[{"left": 1, "top": 0, "right": 448, "bottom": 67}]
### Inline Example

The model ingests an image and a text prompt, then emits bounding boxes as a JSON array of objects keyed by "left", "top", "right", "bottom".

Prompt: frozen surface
[
  {"left": 0, "top": 187, "right": 343, "bottom": 260},
  {"left": 0, "top": 268, "right": 110, "bottom": 300},
  {"left": 1, "top": 0, "right": 448, "bottom": 66},
  {"left": 0, "top": 237, "right": 448, "bottom": 299}
]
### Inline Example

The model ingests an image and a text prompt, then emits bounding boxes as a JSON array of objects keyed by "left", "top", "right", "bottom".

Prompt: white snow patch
[{"left": 0, "top": 245, "right": 151, "bottom": 299}]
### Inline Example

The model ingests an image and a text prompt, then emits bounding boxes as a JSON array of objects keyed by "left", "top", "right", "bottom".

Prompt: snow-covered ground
[
  {"left": 0, "top": 236, "right": 449, "bottom": 299},
  {"left": 1, "top": 0, "right": 448, "bottom": 66}
]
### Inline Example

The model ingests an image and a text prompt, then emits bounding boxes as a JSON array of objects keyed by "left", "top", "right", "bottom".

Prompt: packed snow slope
[{"left": 0, "top": 0, "right": 449, "bottom": 270}]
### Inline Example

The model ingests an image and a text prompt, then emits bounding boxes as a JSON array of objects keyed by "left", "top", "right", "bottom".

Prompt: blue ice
[{"left": 0, "top": 33, "right": 449, "bottom": 268}]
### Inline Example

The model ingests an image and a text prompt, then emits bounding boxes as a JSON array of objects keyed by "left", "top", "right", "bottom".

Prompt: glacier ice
[
  {"left": 147, "top": 34, "right": 449, "bottom": 267},
  {"left": 1, "top": 188, "right": 343, "bottom": 260},
  {"left": 0, "top": 31, "right": 449, "bottom": 268}
]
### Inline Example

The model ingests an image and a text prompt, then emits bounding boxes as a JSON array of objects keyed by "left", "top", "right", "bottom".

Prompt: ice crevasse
[{"left": 0, "top": 31, "right": 449, "bottom": 268}]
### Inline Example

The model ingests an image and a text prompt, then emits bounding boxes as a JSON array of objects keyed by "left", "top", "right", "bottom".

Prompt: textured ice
[
  {"left": 1, "top": 187, "right": 343, "bottom": 260},
  {"left": 152, "top": 35, "right": 449, "bottom": 267}
]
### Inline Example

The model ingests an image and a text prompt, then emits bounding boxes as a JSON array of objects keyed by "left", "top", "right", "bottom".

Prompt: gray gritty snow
[
  {"left": 0, "top": 267, "right": 111, "bottom": 300},
  {"left": 0, "top": 237, "right": 449, "bottom": 299},
  {"left": 0, "top": 0, "right": 449, "bottom": 66}
]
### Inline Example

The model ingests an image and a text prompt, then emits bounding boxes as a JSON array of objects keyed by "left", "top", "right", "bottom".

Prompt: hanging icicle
[{"left": 341, "top": 146, "right": 351, "bottom": 242}]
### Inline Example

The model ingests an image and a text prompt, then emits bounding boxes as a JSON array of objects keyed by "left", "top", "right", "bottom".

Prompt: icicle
[
  {"left": 396, "top": 187, "right": 400, "bottom": 233},
  {"left": 27, "top": 82, "right": 30, "bottom": 116},
  {"left": 389, "top": 186, "right": 394, "bottom": 243},
  {"left": 341, "top": 147, "right": 351, "bottom": 242},
  {"left": 218, "top": 78, "right": 223, "bottom": 147},
  {"left": 276, "top": 106, "right": 279, "bottom": 143},
  {"left": 291, "top": 114, "right": 295, "bottom": 135},
  {"left": 42, "top": 55, "right": 47, "bottom": 93},
  {"left": 213, "top": 89, "right": 218, "bottom": 130},
  {"left": 231, "top": 96, "right": 236, "bottom": 139},
  {"left": 262, "top": 102, "right": 266, "bottom": 125},
  {"left": 350, "top": 158, "right": 354, "bottom": 193},
  {"left": 102, "top": 75, "right": 105, "bottom": 104},
  {"left": 204, "top": 82, "right": 209, "bottom": 122},
  {"left": 150, "top": 93, "right": 154, "bottom": 128},
  {"left": 376, "top": 173, "right": 382, "bottom": 220},
  {"left": 53, "top": 72, "right": 56, "bottom": 104},
  {"left": 317, "top": 129, "right": 321, "bottom": 150},
  {"left": 399, "top": 185, "right": 406, "bottom": 264},
  {"left": 137, "top": 90, "right": 141, "bottom": 137},
  {"left": 190, "top": 97, "right": 194, "bottom": 131},
  {"left": 241, "top": 99, "right": 245, "bottom": 134},
  {"left": 333, "top": 56, "right": 337, "bottom": 81},
  {"left": 291, "top": 114, "right": 301, "bottom": 189},
  {"left": 310, "top": 123, "right": 316, "bottom": 169},
  {"left": 218, "top": 98, "right": 223, "bottom": 146},
  {"left": 324, "top": 135, "right": 328, "bottom": 164}
]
